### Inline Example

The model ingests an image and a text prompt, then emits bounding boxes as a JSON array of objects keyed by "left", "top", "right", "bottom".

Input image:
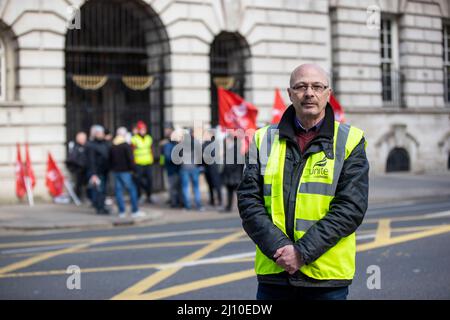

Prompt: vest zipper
[
  {"left": 285, "top": 147, "right": 305, "bottom": 242},
  {"left": 285, "top": 140, "right": 329, "bottom": 240}
]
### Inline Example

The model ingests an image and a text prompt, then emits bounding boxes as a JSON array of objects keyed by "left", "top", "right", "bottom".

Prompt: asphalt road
[{"left": 1, "top": 198, "right": 450, "bottom": 300}]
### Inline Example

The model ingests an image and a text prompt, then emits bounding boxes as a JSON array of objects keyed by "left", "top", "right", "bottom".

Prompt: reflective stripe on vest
[
  {"left": 132, "top": 134, "right": 154, "bottom": 165},
  {"left": 253, "top": 121, "right": 364, "bottom": 280}
]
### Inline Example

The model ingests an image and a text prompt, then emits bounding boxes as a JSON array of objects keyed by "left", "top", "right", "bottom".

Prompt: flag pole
[
  {"left": 64, "top": 179, "right": 81, "bottom": 206},
  {"left": 23, "top": 176, "right": 34, "bottom": 207}
]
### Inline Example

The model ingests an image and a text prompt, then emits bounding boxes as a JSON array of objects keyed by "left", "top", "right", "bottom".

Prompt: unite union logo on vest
[{"left": 308, "top": 156, "right": 329, "bottom": 178}]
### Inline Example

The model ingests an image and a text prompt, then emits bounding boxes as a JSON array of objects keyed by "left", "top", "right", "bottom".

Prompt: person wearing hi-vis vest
[
  {"left": 237, "top": 64, "right": 369, "bottom": 300},
  {"left": 131, "top": 120, "right": 154, "bottom": 204}
]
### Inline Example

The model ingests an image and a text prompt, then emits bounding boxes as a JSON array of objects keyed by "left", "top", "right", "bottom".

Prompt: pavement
[{"left": 0, "top": 172, "right": 449, "bottom": 232}]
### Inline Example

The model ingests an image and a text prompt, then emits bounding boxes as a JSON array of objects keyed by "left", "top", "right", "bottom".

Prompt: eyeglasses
[{"left": 290, "top": 83, "right": 329, "bottom": 94}]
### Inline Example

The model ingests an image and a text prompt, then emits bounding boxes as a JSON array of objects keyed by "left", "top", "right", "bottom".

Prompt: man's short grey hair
[{"left": 116, "top": 126, "right": 128, "bottom": 137}]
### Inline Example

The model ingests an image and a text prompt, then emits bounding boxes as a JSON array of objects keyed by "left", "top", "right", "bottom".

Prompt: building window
[
  {"left": 0, "top": 36, "right": 5, "bottom": 101},
  {"left": 380, "top": 17, "right": 401, "bottom": 106},
  {"left": 443, "top": 23, "right": 450, "bottom": 103}
]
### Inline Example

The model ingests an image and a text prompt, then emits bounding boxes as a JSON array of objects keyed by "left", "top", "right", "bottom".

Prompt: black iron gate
[
  {"left": 65, "top": 0, "right": 170, "bottom": 191},
  {"left": 210, "top": 32, "right": 250, "bottom": 126}
]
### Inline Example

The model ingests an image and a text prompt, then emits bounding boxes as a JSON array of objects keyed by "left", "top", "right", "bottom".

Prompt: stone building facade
[{"left": 0, "top": 0, "right": 449, "bottom": 202}]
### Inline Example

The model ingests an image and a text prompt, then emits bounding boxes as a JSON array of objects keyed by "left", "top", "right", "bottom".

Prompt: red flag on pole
[
  {"left": 15, "top": 143, "right": 26, "bottom": 199},
  {"left": 46, "top": 153, "right": 65, "bottom": 197},
  {"left": 271, "top": 88, "right": 287, "bottom": 124},
  {"left": 218, "top": 87, "right": 258, "bottom": 131},
  {"left": 24, "top": 143, "right": 36, "bottom": 188},
  {"left": 329, "top": 93, "right": 346, "bottom": 123},
  {"left": 218, "top": 87, "right": 258, "bottom": 154}
]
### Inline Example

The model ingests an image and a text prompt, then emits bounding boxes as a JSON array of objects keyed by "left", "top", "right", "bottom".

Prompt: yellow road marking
[
  {"left": 0, "top": 263, "right": 159, "bottom": 278},
  {"left": 142, "top": 224, "right": 450, "bottom": 300},
  {"left": 1, "top": 224, "right": 449, "bottom": 280},
  {"left": 6, "top": 224, "right": 442, "bottom": 258},
  {"left": 9, "top": 238, "right": 251, "bottom": 258},
  {"left": 111, "top": 230, "right": 245, "bottom": 300},
  {"left": 8, "top": 224, "right": 441, "bottom": 259},
  {"left": 0, "top": 227, "right": 240, "bottom": 249},
  {"left": 0, "top": 238, "right": 109, "bottom": 275},
  {"left": 375, "top": 219, "right": 391, "bottom": 242},
  {"left": 2, "top": 214, "right": 450, "bottom": 299},
  {"left": 137, "top": 269, "right": 255, "bottom": 300},
  {"left": 0, "top": 255, "right": 254, "bottom": 279},
  {"left": 9, "top": 240, "right": 210, "bottom": 257},
  {"left": 357, "top": 224, "right": 450, "bottom": 252}
]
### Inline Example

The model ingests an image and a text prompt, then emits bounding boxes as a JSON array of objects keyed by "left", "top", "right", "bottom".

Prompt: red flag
[
  {"left": 15, "top": 143, "right": 26, "bottom": 199},
  {"left": 24, "top": 143, "right": 36, "bottom": 188},
  {"left": 329, "top": 93, "right": 346, "bottom": 123},
  {"left": 218, "top": 87, "right": 258, "bottom": 131},
  {"left": 218, "top": 88, "right": 258, "bottom": 154},
  {"left": 271, "top": 88, "right": 287, "bottom": 124},
  {"left": 46, "top": 153, "right": 65, "bottom": 197}
]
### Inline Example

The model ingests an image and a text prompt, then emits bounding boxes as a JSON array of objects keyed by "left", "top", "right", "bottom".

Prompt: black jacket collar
[{"left": 277, "top": 103, "right": 335, "bottom": 143}]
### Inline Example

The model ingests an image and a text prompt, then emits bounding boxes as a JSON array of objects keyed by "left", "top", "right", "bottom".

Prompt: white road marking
[
  {"left": 1, "top": 244, "right": 75, "bottom": 255},
  {"left": 356, "top": 233, "right": 376, "bottom": 240},
  {"left": 424, "top": 211, "right": 450, "bottom": 219}
]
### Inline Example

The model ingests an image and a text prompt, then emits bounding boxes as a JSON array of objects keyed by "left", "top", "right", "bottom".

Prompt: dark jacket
[
  {"left": 237, "top": 104, "right": 369, "bottom": 287},
  {"left": 162, "top": 140, "right": 180, "bottom": 176},
  {"left": 66, "top": 142, "right": 87, "bottom": 173},
  {"left": 86, "top": 139, "right": 110, "bottom": 178},
  {"left": 110, "top": 137, "right": 135, "bottom": 173},
  {"left": 222, "top": 137, "right": 244, "bottom": 187},
  {"left": 179, "top": 133, "right": 202, "bottom": 170},
  {"left": 202, "top": 139, "right": 222, "bottom": 188}
]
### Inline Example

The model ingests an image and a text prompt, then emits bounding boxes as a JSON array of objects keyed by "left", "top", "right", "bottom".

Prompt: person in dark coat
[
  {"left": 86, "top": 125, "right": 111, "bottom": 215},
  {"left": 160, "top": 124, "right": 183, "bottom": 208},
  {"left": 202, "top": 129, "right": 223, "bottom": 208},
  {"left": 237, "top": 63, "right": 369, "bottom": 300},
  {"left": 110, "top": 127, "right": 144, "bottom": 218},
  {"left": 66, "top": 131, "right": 88, "bottom": 201},
  {"left": 222, "top": 133, "right": 244, "bottom": 212}
]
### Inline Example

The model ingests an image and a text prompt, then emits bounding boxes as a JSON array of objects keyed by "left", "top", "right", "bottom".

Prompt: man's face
[
  {"left": 138, "top": 127, "right": 147, "bottom": 135},
  {"left": 287, "top": 67, "right": 331, "bottom": 119},
  {"left": 76, "top": 132, "right": 87, "bottom": 145},
  {"left": 164, "top": 127, "right": 173, "bottom": 138}
]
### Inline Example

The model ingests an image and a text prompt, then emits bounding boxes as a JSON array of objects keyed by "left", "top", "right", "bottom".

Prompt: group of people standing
[
  {"left": 66, "top": 121, "right": 154, "bottom": 217},
  {"left": 158, "top": 126, "right": 244, "bottom": 212},
  {"left": 66, "top": 121, "right": 244, "bottom": 215}
]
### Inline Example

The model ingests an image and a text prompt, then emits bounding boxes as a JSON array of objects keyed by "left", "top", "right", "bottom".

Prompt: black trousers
[
  {"left": 204, "top": 169, "right": 222, "bottom": 206},
  {"left": 72, "top": 168, "right": 87, "bottom": 200},
  {"left": 134, "top": 165, "right": 152, "bottom": 199},
  {"left": 257, "top": 283, "right": 349, "bottom": 300},
  {"left": 225, "top": 184, "right": 238, "bottom": 211}
]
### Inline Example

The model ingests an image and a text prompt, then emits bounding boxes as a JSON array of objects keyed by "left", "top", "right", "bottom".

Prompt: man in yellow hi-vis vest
[
  {"left": 237, "top": 64, "right": 369, "bottom": 300},
  {"left": 131, "top": 121, "right": 154, "bottom": 204}
]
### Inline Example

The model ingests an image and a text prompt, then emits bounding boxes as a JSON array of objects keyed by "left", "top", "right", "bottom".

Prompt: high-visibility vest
[
  {"left": 131, "top": 134, "right": 154, "bottom": 166},
  {"left": 253, "top": 121, "right": 365, "bottom": 280}
]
